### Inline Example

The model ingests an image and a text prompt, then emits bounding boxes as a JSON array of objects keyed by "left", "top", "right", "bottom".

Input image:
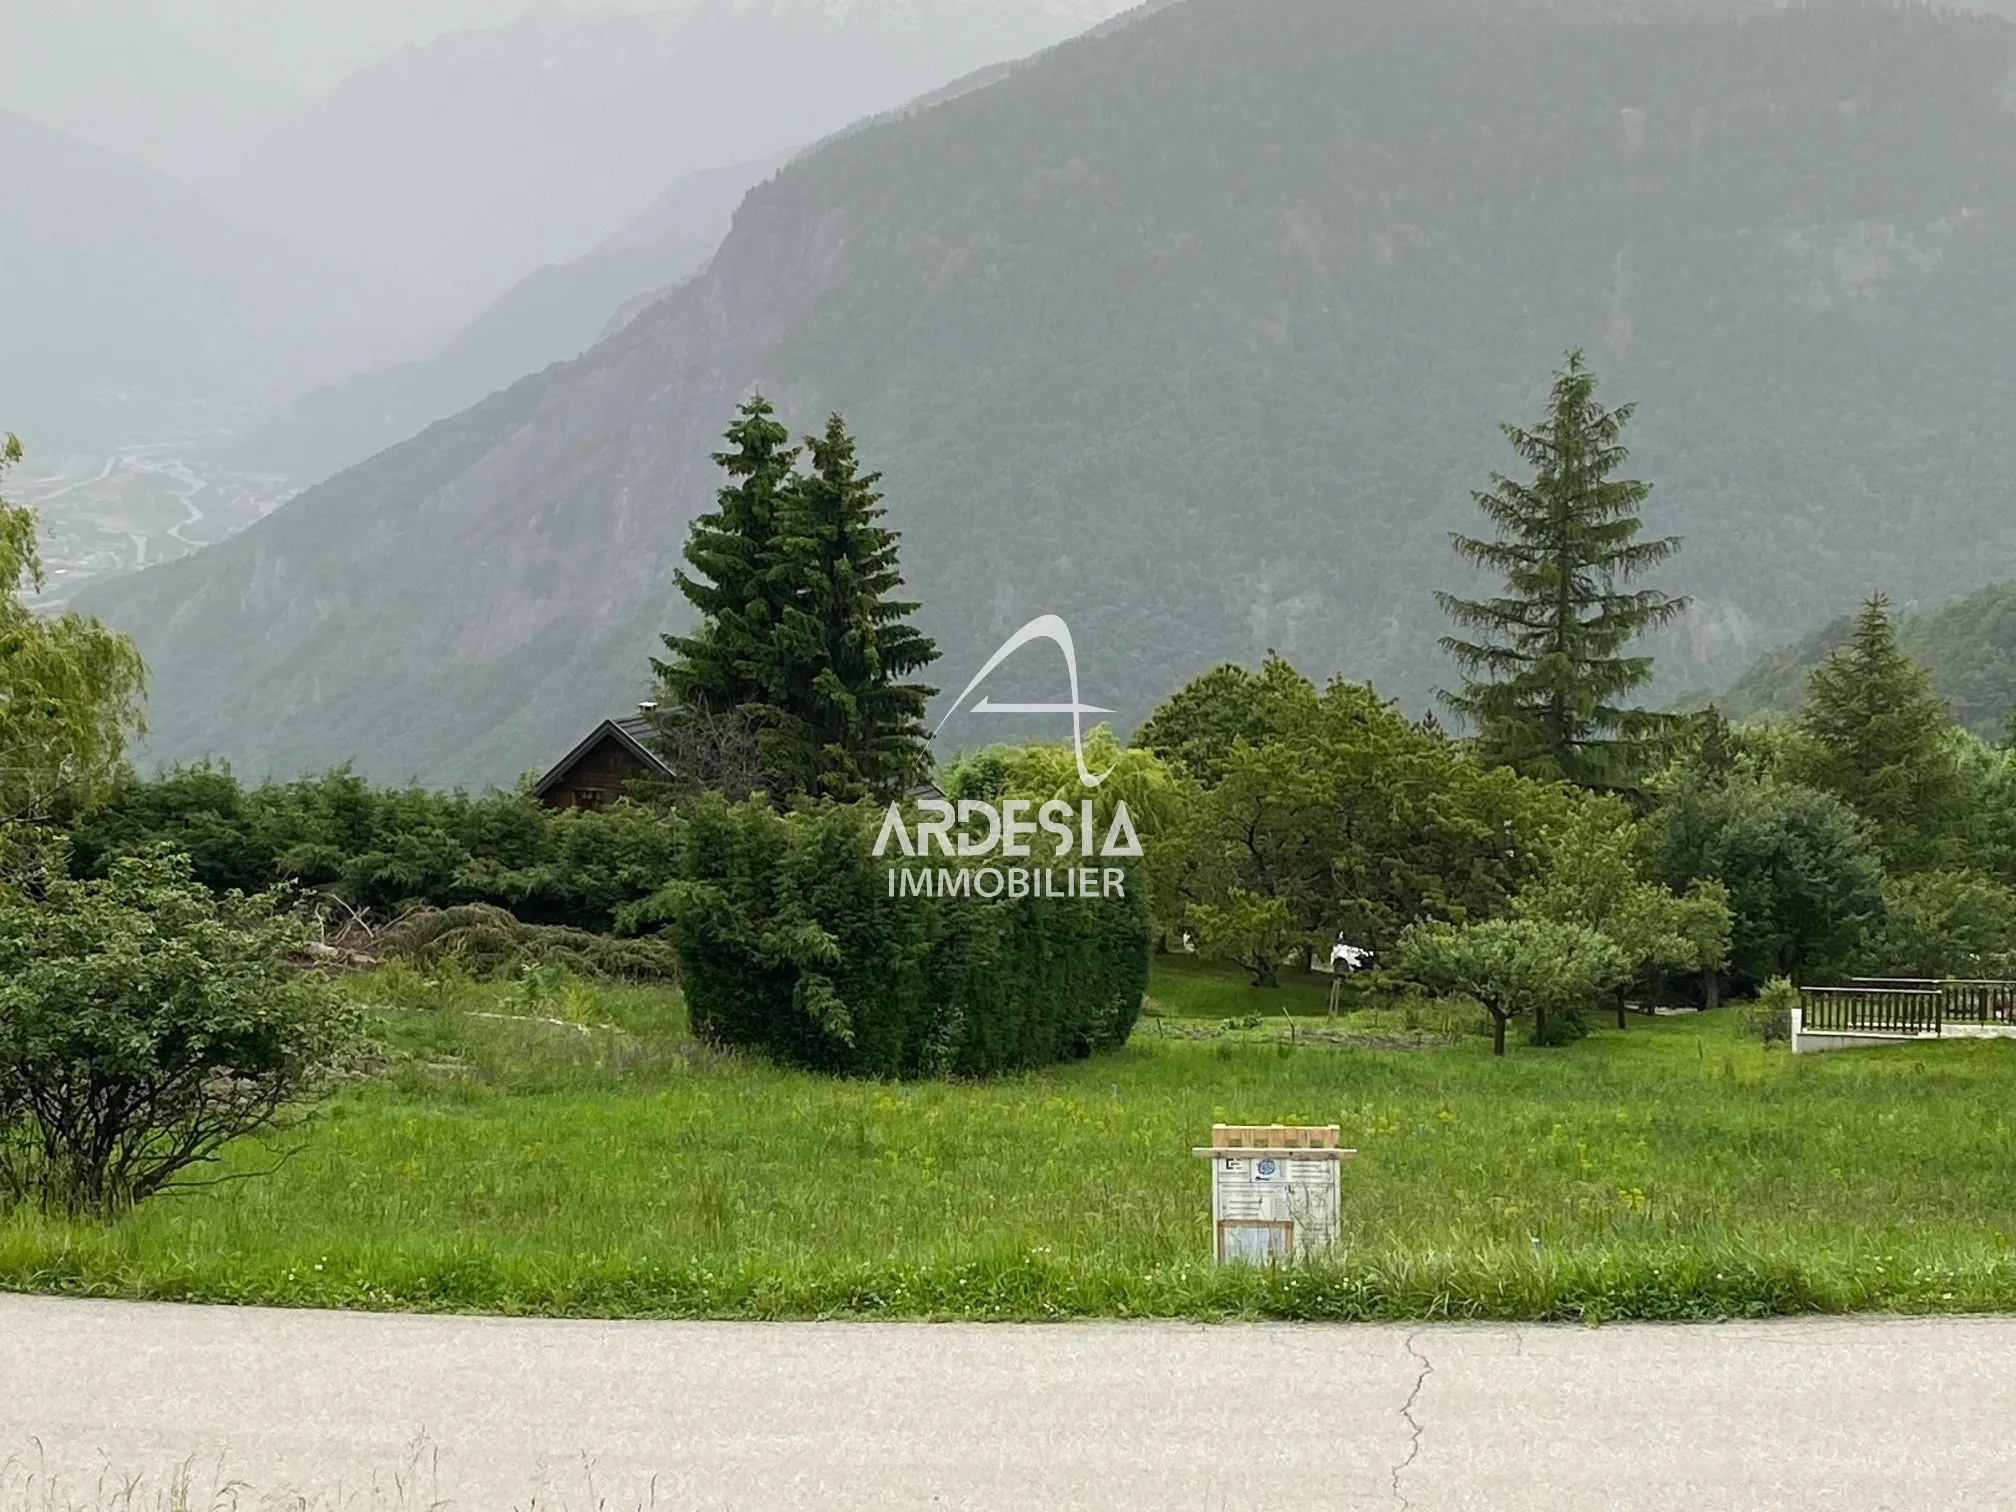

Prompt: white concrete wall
[{"left": 1790, "top": 1007, "right": 2016, "bottom": 1054}]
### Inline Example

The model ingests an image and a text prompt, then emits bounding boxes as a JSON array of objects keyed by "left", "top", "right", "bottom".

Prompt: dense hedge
[
  {"left": 60, "top": 765, "right": 679, "bottom": 932},
  {"left": 654, "top": 797, "right": 1150, "bottom": 1077}
]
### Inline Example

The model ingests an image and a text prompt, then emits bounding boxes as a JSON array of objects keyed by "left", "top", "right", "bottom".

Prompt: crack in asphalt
[{"left": 1391, "top": 1330, "right": 1433, "bottom": 1509}]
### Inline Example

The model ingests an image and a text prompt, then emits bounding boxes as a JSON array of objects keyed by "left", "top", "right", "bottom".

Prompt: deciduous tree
[
  {"left": 1867, "top": 868, "right": 2016, "bottom": 980},
  {"left": 1653, "top": 776, "right": 1886, "bottom": 988},
  {"left": 1396, "top": 915, "right": 1627, "bottom": 1055},
  {"left": 1132, "top": 655, "right": 1312, "bottom": 786},
  {"left": 1188, "top": 886, "right": 1300, "bottom": 988},
  {"left": 1516, "top": 804, "right": 1731, "bottom": 1024},
  {"left": 0, "top": 435, "right": 146, "bottom": 823}
]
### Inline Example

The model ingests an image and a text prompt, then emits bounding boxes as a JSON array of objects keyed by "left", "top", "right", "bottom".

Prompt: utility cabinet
[{"left": 1193, "top": 1123, "right": 1355, "bottom": 1265}]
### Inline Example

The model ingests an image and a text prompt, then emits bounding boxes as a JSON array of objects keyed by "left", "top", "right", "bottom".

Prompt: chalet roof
[
  {"left": 535, "top": 712, "right": 946, "bottom": 804},
  {"left": 533, "top": 714, "right": 677, "bottom": 799}
]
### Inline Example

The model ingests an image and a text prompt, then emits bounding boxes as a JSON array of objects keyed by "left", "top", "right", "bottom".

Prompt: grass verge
[{"left": 4, "top": 958, "right": 2015, "bottom": 1322}]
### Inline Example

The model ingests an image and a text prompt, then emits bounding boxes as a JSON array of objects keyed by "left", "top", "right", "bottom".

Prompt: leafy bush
[
  {"left": 643, "top": 796, "right": 1150, "bottom": 1077},
  {"left": 0, "top": 852, "right": 360, "bottom": 1215},
  {"left": 1746, "top": 977, "right": 1799, "bottom": 1047},
  {"left": 376, "top": 904, "right": 678, "bottom": 981}
]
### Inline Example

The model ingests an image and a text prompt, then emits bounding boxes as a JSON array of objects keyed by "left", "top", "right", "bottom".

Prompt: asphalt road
[{"left": 3, "top": 1295, "right": 2014, "bottom": 1510}]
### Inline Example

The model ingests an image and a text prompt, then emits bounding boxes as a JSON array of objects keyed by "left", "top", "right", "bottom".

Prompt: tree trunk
[
  {"left": 1491, "top": 1011, "right": 1508, "bottom": 1057},
  {"left": 1616, "top": 992, "right": 1628, "bottom": 1030},
  {"left": 1704, "top": 968, "right": 1722, "bottom": 1010}
]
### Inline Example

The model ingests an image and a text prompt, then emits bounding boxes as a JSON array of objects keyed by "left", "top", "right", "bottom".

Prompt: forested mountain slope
[
  {"left": 1721, "top": 581, "right": 2016, "bottom": 739},
  {"left": 78, "top": 0, "right": 2016, "bottom": 785}
]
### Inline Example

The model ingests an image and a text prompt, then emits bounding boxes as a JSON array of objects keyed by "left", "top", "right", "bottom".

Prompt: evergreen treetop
[
  {"left": 1689, "top": 705, "right": 1738, "bottom": 788},
  {"left": 652, "top": 402, "right": 937, "bottom": 803},
  {"left": 761, "top": 414, "right": 939, "bottom": 800},
  {"left": 651, "top": 396, "right": 799, "bottom": 721},
  {"left": 1436, "top": 350, "right": 1688, "bottom": 789},
  {"left": 1791, "top": 593, "right": 1968, "bottom": 870}
]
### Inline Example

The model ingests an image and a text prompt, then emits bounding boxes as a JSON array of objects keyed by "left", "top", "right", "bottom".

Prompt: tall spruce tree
[
  {"left": 760, "top": 415, "right": 939, "bottom": 800},
  {"left": 651, "top": 395, "right": 799, "bottom": 723},
  {"left": 1437, "top": 350, "right": 1688, "bottom": 788},
  {"left": 653, "top": 402, "right": 937, "bottom": 802},
  {"left": 1790, "top": 594, "right": 1967, "bottom": 871}
]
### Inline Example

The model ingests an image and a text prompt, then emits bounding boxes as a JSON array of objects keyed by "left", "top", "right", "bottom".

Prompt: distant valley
[
  {"left": 10, "top": 2, "right": 1131, "bottom": 576},
  {"left": 17, "top": 442, "right": 294, "bottom": 606},
  {"left": 0, "top": 108, "right": 441, "bottom": 456}
]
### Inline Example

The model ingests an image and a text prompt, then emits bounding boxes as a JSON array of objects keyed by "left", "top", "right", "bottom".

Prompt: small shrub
[
  {"left": 1745, "top": 977, "right": 1798, "bottom": 1047},
  {"left": 0, "top": 852, "right": 361, "bottom": 1215}
]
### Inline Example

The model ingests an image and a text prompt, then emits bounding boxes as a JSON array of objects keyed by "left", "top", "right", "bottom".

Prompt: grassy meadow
[{"left": 5, "top": 956, "right": 2016, "bottom": 1322}]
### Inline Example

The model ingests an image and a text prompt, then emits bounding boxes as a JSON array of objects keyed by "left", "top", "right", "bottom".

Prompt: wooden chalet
[{"left": 534, "top": 711, "right": 676, "bottom": 812}]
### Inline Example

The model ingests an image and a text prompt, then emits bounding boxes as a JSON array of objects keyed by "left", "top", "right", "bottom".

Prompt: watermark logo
[
  {"left": 934, "top": 614, "right": 1114, "bottom": 788},
  {"left": 876, "top": 615, "right": 1139, "bottom": 900}
]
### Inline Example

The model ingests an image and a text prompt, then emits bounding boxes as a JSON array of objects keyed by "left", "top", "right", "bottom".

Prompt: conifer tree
[
  {"left": 1437, "top": 350, "right": 1688, "bottom": 788},
  {"left": 1791, "top": 594, "right": 1966, "bottom": 870},
  {"left": 651, "top": 395, "right": 799, "bottom": 724},
  {"left": 1690, "top": 705, "right": 1738, "bottom": 787},
  {"left": 759, "top": 415, "right": 939, "bottom": 800}
]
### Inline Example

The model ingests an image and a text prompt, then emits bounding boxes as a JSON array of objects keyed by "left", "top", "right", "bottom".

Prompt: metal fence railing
[
  {"left": 1847, "top": 979, "right": 2016, "bottom": 1026},
  {"left": 1799, "top": 985, "right": 1944, "bottom": 1035}
]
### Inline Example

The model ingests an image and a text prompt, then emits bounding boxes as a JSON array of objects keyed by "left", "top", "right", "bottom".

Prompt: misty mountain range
[
  {"left": 197, "top": 0, "right": 1138, "bottom": 313},
  {"left": 0, "top": 108, "right": 444, "bottom": 453},
  {"left": 233, "top": 154, "right": 792, "bottom": 486},
  {"left": 1718, "top": 580, "right": 2016, "bottom": 740},
  {"left": 4, "top": 0, "right": 1134, "bottom": 461},
  {"left": 60, "top": 0, "right": 2016, "bottom": 789}
]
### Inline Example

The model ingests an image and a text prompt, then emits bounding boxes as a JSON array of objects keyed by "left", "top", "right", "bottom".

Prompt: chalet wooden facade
[{"left": 534, "top": 714, "right": 676, "bottom": 812}]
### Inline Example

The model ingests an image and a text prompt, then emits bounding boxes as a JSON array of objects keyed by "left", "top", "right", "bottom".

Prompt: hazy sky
[
  {"left": 0, "top": 0, "right": 1126, "bottom": 183},
  {"left": 0, "top": 1, "right": 670, "bottom": 179},
  {"left": 25, "top": 0, "right": 2001, "bottom": 189}
]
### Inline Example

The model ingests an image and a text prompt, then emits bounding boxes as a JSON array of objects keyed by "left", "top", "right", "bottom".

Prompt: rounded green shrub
[{"left": 651, "top": 797, "right": 1150, "bottom": 1077}]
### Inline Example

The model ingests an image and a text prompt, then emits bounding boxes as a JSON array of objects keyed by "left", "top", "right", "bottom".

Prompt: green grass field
[{"left": 5, "top": 957, "right": 2016, "bottom": 1322}]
